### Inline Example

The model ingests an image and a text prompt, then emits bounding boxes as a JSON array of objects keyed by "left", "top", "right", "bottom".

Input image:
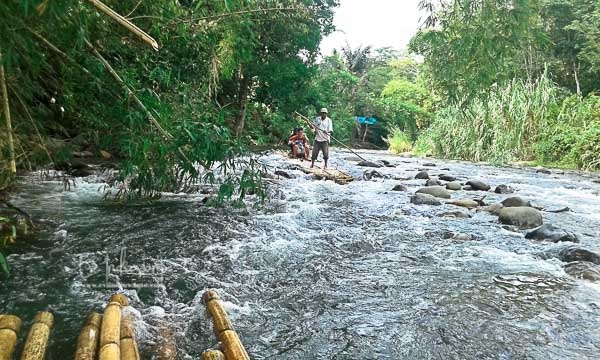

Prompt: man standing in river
[{"left": 311, "top": 108, "right": 333, "bottom": 169}]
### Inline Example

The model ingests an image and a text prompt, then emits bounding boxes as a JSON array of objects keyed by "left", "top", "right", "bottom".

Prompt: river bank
[{"left": 1, "top": 149, "right": 600, "bottom": 358}]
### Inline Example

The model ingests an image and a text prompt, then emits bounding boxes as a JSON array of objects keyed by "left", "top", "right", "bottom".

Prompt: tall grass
[
  {"left": 422, "top": 75, "right": 600, "bottom": 170},
  {"left": 423, "top": 76, "right": 557, "bottom": 164},
  {"left": 386, "top": 127, "right": 413, "bottom": 154}
]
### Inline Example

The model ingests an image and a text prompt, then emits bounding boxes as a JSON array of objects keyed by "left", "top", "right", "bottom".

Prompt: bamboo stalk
[
  {"left": 84, "top": 39, "right": 172, "bottom": 141},
  {"left": 99, "top": 294, "right": 128, "bottom": 360},
  {"left": 201, "top": 291, "right": 249, "bottom": 360},
  {"left": 20, "top": 311, "right": 53, "bottom": 360},
  {"left": 119, "top": 317, "right": 140, "bottom": 360},
  {"left": 202, "top": 350, "right": 225, "bottom": 360},
  {"left": 220, "top": 331, "right": 249, "bottom": 360},
  {"left": 75, "top": 312, "right": 103, "bottom": 360},
  {"left": 0, "top": 49, "right": 16, "bottom": 174},
  {"left": 0, "top": 315, "right": 21, "bottom": 360},
  {"left": 87, "top": 0, "right": 159, "bottom": 51}
]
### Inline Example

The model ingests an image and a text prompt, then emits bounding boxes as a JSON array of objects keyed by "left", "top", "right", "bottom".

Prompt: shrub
[{"left": 386, "top": 127, "right": 413, "bottom": 154}]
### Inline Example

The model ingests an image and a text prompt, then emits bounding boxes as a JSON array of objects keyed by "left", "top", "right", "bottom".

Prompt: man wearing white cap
[{"left": 311, "top": 107, "right": 333, "bottom": 169}]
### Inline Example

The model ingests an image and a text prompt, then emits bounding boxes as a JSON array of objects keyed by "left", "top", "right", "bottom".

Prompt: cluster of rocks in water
[{"left": 382, "top": 163, "right": 600, "bottom": 283}]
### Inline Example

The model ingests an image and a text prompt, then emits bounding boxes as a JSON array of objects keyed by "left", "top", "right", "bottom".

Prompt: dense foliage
[
  {"left": 411, "top": 0, "right": 600, "bottom": 169},
  {"left": 0, "top": 0, "right": 337, "bottom": 196}
]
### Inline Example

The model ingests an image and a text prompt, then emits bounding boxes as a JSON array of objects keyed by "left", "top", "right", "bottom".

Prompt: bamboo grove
[{"left": 0, "top": 0, "right": 337, "bottom": 195}]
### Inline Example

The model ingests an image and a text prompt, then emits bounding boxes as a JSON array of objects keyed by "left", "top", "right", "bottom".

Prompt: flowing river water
[{"left": 2, "top": 150, "right": 600, "bottom": 359}]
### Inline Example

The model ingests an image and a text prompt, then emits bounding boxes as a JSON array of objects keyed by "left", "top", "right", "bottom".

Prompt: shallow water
[{"left": 2, "top": 150, "right": 600, "bottom": 359}]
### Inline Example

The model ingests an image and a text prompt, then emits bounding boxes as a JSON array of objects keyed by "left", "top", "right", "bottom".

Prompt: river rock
[
  {"left": 415, "top": 171, "right": 430, "bottom": 180},
  {"left": 498, "top": 207, "right": 543, "bottom": 229},
  {"left": 446, "top": 181, "right": 462, "bottom": 191},
  {"left": 480, "top": 203, "right": 504, "bottom": 215},
  {"left": 494, "top": 184, "right": 515, "bottom": 194},
  {"left": 446, "top": 199, "right": 479, "bottom": 209},
  {"left": 275, "top": 170, "right": 294, "bottom": 179},
  {"left": 525, "top": 224, "right": 579, "bottom": 243},
  {"left": 453, "top": 233, "right": 473, "bottom": 241},
  {"left": 411, "top": 193, "right": 442, "bottom": 206},
  {"left": 423, "top": 162, "right": 437, "bottom": 167},
  {"left": 439, "top": 174, "right": 457, "bottom": 182},
  {"left": 462, "top": 185, "right": 473, "bottom": 191},
  {"left": 465, "top": 180, "right": 491, "bottom": 191},
  {"left": 425, "top": 178, "right": 443, "bottom": 187},
  {"left": 416, "top": 186, "right": 451, "bottom": 199},
  {"left": 392, "top": 184, "right": 408, "bottom": 192},
  {"left": 564, "top": 262, "right": 600, "bottom": 281},
  {"left": 357, "top": 160, "right": 384, "bottom": 168},
  {"left": 501, "top": 196, "right": 531, "bottom": 208},
  {"left": 558, "top": 247, "right": 600, "bottom": 264},
  {"left": 364, "top": 170, "right": 384, "bottom": 180},
  {"left": 536, "top": 167, "right": 552, "bottom": 174},
  {"left": 437, "top": 210, "right": 472, "bottom": 219}
]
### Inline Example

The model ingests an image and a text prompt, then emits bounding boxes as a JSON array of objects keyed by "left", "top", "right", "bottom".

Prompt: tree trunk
[
  {"left": 0, "top": 49, "right": 16, "bottom": 174},
  {"left": 362, "top": 123, "right": 369, "bottom": 143},
  {"left": 574, "top": 61, "right": 581, "bottom": 97},
  {"left": 234, "top": 66, "right": 249, "bottom": 138}
]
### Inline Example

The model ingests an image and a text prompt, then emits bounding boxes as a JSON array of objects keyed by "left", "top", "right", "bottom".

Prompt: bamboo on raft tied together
[
  {"left": 0, "top": 315, "right": 21, "bottom": 360},
  {"left": 75, "top": 312, "right": 103, "bottom": 360},
  {"left": 20, "top": 311, "right": 53, "bottom": 360}
]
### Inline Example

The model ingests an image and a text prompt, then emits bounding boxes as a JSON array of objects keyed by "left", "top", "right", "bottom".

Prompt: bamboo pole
[
  {"left": 75, "top": 312, "right": 103, "bottom": 360},
  {"left": 84, "top": 39, "right": 172, "bottom": 141},
  {"left": 87, "top": 0, "right": 159, "bottom": 51},
  {"left": 119, "top": 317, "right": 140, "bottom": 360},
  {"left": 202, "top": 350, "right": 225, "bottom": 360},
  {"left": 220, "top": 331, "right": 249, "bottom": 360},
  {"left": 201, "top": 291, "right": 249, "bottom": 360},
  {"left": 0, "top": 315, "right": 21, "bottom": 360},
  {"left": 0, "top": 49, "right": 16, "bottom": 174},
  {"left": 20, "top": 311, "right": 53, "bottom": 360},
  {"left": 99, "top": 294, "right": 128, "bottom": 360}
]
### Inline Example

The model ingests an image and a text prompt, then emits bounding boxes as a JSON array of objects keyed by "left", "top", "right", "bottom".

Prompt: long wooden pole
[
  {"left": 0, "top": 50, "right": 16, "bottom": 174},
  {"left": 294, "top": 111, "right": 367, "bottom": 162},
  {"left": 87, "top": 0, "right": 159, "bottom": 51},
  {"left": 202, "top": 291, "right": 249, "bottom": 360}
]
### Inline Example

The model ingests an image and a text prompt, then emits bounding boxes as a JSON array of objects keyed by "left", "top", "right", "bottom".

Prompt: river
[{"left": 1, "top": 150, "right": 600, "bottom": 359}]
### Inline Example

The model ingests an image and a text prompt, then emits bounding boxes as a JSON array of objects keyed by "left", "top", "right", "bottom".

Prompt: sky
[{"left": 320, "top": 0, "right": 425, "bottom": 55}]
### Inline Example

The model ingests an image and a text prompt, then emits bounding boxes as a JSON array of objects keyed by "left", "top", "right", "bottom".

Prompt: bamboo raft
[{"left": 0, "top": 291, "right": 250, "bottom": 359}]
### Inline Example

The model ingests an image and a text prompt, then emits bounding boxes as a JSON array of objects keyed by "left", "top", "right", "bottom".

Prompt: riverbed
[{"left": 2, "top": 150, "right": 600, "bottom": 359}]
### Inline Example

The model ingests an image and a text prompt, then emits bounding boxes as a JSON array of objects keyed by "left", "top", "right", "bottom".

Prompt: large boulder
[
  {"left": 411, "top": 193, "right": 442, "bottom": 206},
  {"left": 416, "top": 186, "right": 451, "bottom": 199},
  {"left": 495, "top": 185, "right": 515, "bottom": 194},
  {"left": 558, "top": 247, "right": 600, "bottom": 264},
  {"left": 357, "top": 160, "right": 384, "bottom": 168},
  {"left": 446, "top": 181, "right": 462, "bottom": 191},
  {"left": 498, "top": 207, "right": 543, "bottom": 229},
  {"left": 501, "top": 196, "right": 531, "bottom": 208},
  {"left": 415, "top": 171, "right": 430, "bottom": 180},
  {"left": 439, "top": 174, "right": 457, "bottom": 182},
  {"left": 446, "top": 199, "right": 479, "bottom": 209},
  {"left": 465, "top": 180, "right": 491, "bottom": 191},
  {"left": 525, "top": 224, "right": 579, "bottom": 243},
  {"left": 425, "top": 178, "right": 443, "bottom": 187}
]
